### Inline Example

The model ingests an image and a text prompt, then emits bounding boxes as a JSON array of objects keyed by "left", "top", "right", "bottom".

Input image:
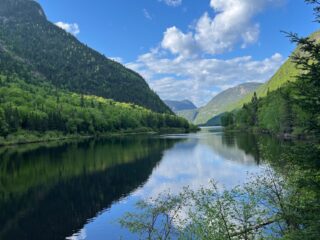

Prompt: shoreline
[
  {"left": 0, "top": 127, "right": 199, "bottom": 147},
  {"left": 221, "top": 126, "right": 318, "bottom": 142}
]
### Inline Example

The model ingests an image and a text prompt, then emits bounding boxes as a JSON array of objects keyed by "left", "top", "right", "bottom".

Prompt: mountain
[
  {"left": 164, "top": 100, "right": 197, "bottom": 112},
  {"left": 0, "top": 0, "right": 171, "bottom": 114},
  {"left": 221, "top": 31, "right": 320, "bottom": 137},
  {"left": 0, "top": 0, "right": 196, "bottom": 143},
  {"left": 176, "top": 109, "right": 199, "bottom": 123},
  {"left": 224, "top": 60, "right": 298, "bottom": 112},
  {"left": 194, "top": 83, "right": 262, "bottom": 125},
  {"left": 225, "top": 31, "right": 320, "bottom": 113}
]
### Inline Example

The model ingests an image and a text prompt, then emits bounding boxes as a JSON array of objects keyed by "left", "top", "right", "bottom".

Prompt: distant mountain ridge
[
  {"left": 193, "top": 82, "right": 262, "bottom": 125},
  {"left": 0, "top": 0, "right": 172, "bottom": 114},
  {"left": 164, "top": 100, "right": 197, "bottom": 112}
]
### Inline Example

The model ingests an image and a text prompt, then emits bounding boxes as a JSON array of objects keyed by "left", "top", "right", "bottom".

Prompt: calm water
[{"left": 0, "top": 127, "right": 284, "bottom": 240}]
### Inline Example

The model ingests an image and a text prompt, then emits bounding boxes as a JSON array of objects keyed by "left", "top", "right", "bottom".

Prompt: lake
[{"left": 0, "top": 127, "right": 286, "bottom": 240}]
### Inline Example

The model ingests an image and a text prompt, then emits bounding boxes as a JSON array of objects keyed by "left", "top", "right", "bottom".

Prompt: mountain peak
[
  {"left": 0, "top": 0, "right": 46, "bottom": 22},
  {"left": 194, "top": 82, "right": 262, "bottom": 125},
  {"left": 0, "top": 0, "right": 171, "bottom": 113},
  {"left": 164, "top": 100, "right": 197, "bottom": 112}
]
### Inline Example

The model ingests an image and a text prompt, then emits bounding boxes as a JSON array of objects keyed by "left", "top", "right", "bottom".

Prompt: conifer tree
[{"left": 286, "top": 0, "right": 320, "bottom": 133}]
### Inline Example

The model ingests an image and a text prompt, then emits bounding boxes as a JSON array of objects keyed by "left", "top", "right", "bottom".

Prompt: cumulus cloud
[
  {"left": 161, "top": 0, "right": 284, "bottom": 56},
  {"left": 126, "top": 50, "right": 284, "bottom": 106},
  {"left": 160, "top": 0, "right": 182, "bottom": 7},
  {"left": 161, "top": 27, "right": 198, "bottom": 57},
  {"left": 55, "top": 22, "right": 80, "bottom": 36}
]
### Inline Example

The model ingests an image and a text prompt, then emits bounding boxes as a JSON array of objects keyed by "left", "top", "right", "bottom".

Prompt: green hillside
[
  {"left": 0, "top": 0, "right": 171, "bottom": 113},
  {"left": 0, "top": 74, "right": 193, "bottom": 145},
  {"left": 194, "top": 82, "right": 262, "bottom": 125},
  {"left": 224, "top": 59, "right": 299, "bottom": 112},
  {"left": 225, "top": 31, "right": 320, "bottom": 113},
  {"left": 221, "top": 30, "right": 320, "bottom": 137}
]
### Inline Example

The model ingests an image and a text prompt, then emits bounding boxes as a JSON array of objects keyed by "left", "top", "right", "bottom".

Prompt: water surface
[{"left": 0, "top": 127, "right": 282, "bottom": 240}]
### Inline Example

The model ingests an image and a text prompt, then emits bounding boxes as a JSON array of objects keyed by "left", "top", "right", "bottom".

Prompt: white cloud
[
  {"left": 161, "top": 0, "right": 284, "bottom": 56},
  {"left": 143, "top": 8, "right": 152, "bottom": 20},
  {"left": 161, "top": 27, "right": 198, "bottom": 57},
  {"left": 126, "top": 51, "right": 284, "bottom": 106},
  {"left": 160, "top": 0, "right": 182, "bottom": 7},
  {"left": 55, "top": 22, "right": 80, "bottom": 36}
]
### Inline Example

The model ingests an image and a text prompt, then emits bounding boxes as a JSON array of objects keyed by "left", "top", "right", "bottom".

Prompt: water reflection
[
  {"left": 0, "top": 137, "right": 180, "bottom": 240},
  {"left": 0, "top": 128, "right": 285, "bottom": 240},
  {"left": 136, "top": 128, "right": 264, "bottom": 201}
]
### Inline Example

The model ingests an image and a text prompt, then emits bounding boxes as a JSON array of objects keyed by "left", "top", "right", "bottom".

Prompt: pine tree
[
  {"left": 286, "top": 0, "right": 320, "bottom": 134},
  {"left": 251, "top": 92, "right": 259, "bottom": 126}
]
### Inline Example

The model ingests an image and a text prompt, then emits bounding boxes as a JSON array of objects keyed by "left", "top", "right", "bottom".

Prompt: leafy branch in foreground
[{"left": 119, "top": 163, "right": 319, "bottom": 240}]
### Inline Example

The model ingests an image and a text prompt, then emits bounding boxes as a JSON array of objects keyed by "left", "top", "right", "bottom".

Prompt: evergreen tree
[
  {"left": 286, "top": 0, "right": 320, "bottom": 134},
  {"left": 251, "top": 92, "right": 259, "bottom": 126},
  {"left": 0, "top": 108, "right": 9, "bottom": 136}
]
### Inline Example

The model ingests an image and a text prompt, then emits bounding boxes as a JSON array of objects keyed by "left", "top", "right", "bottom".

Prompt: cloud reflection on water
[{"left": 134, "top": 129, "right": 264, "bottom": 200}]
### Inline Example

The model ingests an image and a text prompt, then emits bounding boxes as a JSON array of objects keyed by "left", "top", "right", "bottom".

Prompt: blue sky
[{"left": 38, "top": 0, "right": 318, "bottom": 106}]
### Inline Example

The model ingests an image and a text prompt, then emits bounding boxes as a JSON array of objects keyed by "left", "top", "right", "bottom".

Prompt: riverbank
[
  {"left": 0, "top": 127, "right": 200, "bottom": 147},
  {"left": 222, "top": 125, "right": 318, "bottom": 141}
]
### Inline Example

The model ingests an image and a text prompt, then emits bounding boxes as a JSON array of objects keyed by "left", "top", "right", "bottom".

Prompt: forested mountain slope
[
  {"left": 0, "top": 74, "right": 192, "bottom": 145},
  {"left": 224, "top": 59, "right": 298, "bottom": 112},
  {"left": 221, "top": 30, "right": 320, "bottom": 137},
  {"left": 0, "top": 0, "right": 172, "bottom": 113}
]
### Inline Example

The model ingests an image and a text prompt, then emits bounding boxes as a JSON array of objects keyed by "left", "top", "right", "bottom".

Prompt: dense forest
[
  {"left": 0, "top": 74, "right": 194, "bottom": 145},
  {"left": 221, "top": 4, "right": 320, "bottom": 139},
  {"left": 0, "top": 0, "right": 172, "bottom": 113}
]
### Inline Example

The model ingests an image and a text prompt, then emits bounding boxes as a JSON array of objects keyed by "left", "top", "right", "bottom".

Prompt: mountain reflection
[
  {"left": 0, "top": 137, "right": 180, "bottom": 240},
  {"left": 134, "top": 128, "right": 265, "bottom": 201}
]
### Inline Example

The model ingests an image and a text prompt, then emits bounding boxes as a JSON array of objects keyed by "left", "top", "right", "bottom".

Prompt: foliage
[
  {"left": 0, "top": 75, "right": 195, "bottom": 142},
  {"left": 221, "top": 112, "right": 234, "bottom": 127},
  {"left": 285, "top": 31, "right": 320, "bottom": 134},
  {"left": 223, "top": 85, "right": 308, "bottom": 136}
]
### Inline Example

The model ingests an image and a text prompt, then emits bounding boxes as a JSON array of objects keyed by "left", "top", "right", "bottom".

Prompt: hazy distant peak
[
  {"left": 194, "top": 82, "right": 262, "bottom": 125},
  {"left": 164, "top": 99, "right": 197, "bottom": 112}
]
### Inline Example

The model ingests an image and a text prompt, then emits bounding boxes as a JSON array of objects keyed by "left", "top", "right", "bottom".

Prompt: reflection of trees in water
[
  {"left": 201, "top": 131, "right": 261, "bottom": 165},
  {"left": 233, "top": 132, "right": 261, "bottom": 164},
  {"left": 0, "top": 137, "right": 180, "bottom": 240},
  {"left": 221, "top": 131, "right": 288, "bottom": 165}
]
